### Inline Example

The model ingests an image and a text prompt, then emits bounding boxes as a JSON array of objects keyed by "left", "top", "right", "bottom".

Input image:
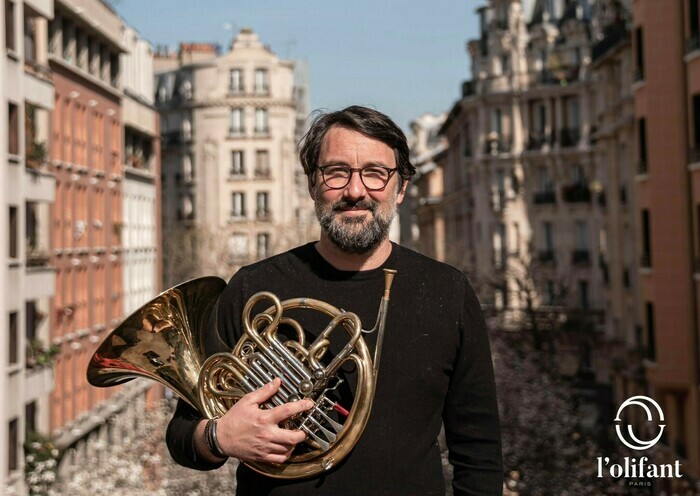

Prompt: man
[{"left": 166, "top": 106, "right": 503, "bottom": 495}]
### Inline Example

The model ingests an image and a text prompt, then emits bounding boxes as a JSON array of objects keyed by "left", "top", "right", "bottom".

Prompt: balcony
[
  {"left": 256, "top": 209, "right": 271, "bottom": 221},
  {"left": 25, "top": 265, "right": 56, "bottom": 300},
  {"left": 686, "top": 33, "right": 700, "bottom": 55},
  {"left": 638, "top": 159, "right": 648, "bottom": 174},
  {"left": 633, "top": 67, "right": 644, "bottom": 83},
  {"left": 254, "top": 85, "right": 270, "bottom": 96},
  {"left": 25, "top": 366, "right": 55, "bottom": 403},
  {"left": 539, "top": 66, "right": 580, "bottom": 86},
  {"left": 533, "top": 190, "right": 556, "bottom": 205},
  {"left": 597, "top": 190, "right": 606, "bottom": 207},
  {"left": 562, "top": 183, "right": 591, "bottom": 203},
  {"left": 491, "top": 19, "right": 508, "bottom": 31},
  {"left": 23, "top": 62, "right": 54, "bottom": 109},
  {"left": 640, "top": 252, "right": 651, "bottom": 268},
  {"left": 572, "top": 250, "right": 591, "bottom": 266},
  {"left": 229, "top": 128, "right": 246, "bottom": 138},
  {"left": 484, "top": 135, "right": 512, "bottom": 156},
  {"left": 162, "top": 131, "right": 183, "bottom": 146},
  {"left": 24, "top": 167, "right": 56, "bottom": 203},
  {"left": 689, "top": 146, "right": 700, "bottom": 164},
  {"left": 538, "top": 250, "right": 556, "bottom": 264},
  {"left": 559, "top": 128, "right": 580, "bottom": 148},
  {"left": 592, "top": 22, "right": 629, "bottom": 62},
  {"left": 526, "top": 131, "right": 551, "bottom": 151}
]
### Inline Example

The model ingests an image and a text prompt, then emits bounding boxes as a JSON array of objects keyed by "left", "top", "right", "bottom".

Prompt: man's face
[{"left": 310, "top": 126, "right": 406, "bottom": 254}]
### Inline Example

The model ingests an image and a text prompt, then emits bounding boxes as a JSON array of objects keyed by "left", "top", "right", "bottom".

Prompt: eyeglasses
[{"left": 317, "top": 165, "right": 398, "bottom": 191}]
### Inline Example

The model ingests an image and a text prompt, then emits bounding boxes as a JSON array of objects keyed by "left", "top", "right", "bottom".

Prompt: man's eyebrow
[{"left": 320, "top": 160, "right": 393, "bottom": 168}]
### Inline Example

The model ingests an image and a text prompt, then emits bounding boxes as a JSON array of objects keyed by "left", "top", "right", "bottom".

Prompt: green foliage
[{"left": 26, "top": 339, "right": 60, "bottom": 369}]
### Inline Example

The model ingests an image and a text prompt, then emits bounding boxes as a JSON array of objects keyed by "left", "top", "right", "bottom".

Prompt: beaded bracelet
[{"left": 205, "top": 419, "right": 227, "bottom": 459}]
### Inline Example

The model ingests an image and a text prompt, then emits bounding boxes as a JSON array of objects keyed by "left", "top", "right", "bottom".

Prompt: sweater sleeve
[
  {"left": 443, "top": 276, "right": 503, "bottom": 495},
  {"left": 164, "top": 278, "right": 239, "bottom": 470}
]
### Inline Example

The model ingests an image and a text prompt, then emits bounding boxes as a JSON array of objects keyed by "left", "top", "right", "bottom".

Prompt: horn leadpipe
[{"left": 370, "top": 269, "right": 396, "bottom": 374}]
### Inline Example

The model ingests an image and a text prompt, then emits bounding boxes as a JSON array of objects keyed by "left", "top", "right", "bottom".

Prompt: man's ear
[
  {"left": 307, "top": 175, "right": 316, "bottom": 199},
  {"left": 396, "top": 179, "right": 408, "bottom": 205}
]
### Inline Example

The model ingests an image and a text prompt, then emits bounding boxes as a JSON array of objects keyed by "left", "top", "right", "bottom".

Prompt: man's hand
[{"left": 216, "top": 377, "right": 314, "bottom": 464}]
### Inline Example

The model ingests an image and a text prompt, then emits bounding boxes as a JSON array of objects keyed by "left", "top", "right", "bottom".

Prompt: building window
[
  {"left": 182, "top": 153, "right": 194, "bottom": 183},
  {"left": 227, "top": 233, "right": 248, "bottom": 261},
  {"left": 539, "top": 221, "right": 555, "bottom": 263},
  {"left": 578, "top": 280, "right": 589, "bottom": 309},
  {"left": 500, "top": 54, "right": 509, "bottom": 75},
  {"left": 638, "top": 118, "right": 648, "bottom": 173},
  {"left": 538, "top": 167, "right": 553, "bottom": 192},
  {"left": 545, "top": 280, "right": 556, "bottom": 305},
  {"left": 692, "top": 94, "right": 700, "bottom": 161},
  {"left": 23, "top": 13, "right": 36, "bottom": 63},
  {"left": 255, "top": 108, "right": 268, "bottom": 135},
  {"left": 230, "top": 108, "right": 244, "bottom": 135},
  {"left": 8, "top": 418, "right": 18, "bottom": 473},
  {"left": 179, "top": 194, "right": 194, "bottom": 221},
  {"left": 573, "top": 221, "right": 589, "bottom": 265},
  {"left": 62, "top": 17, "right": 71, "bottom": 62},
  {"left": 110, "top": 52, "right": 119, "bottom": 87},
  {"left": 645, "top": 301, "right": 656, "bottom": 361},
  {"left": 493, "top": 223, "right": 506, "bottom": 269},
  {"left": 230, "top": 68, "right": 243, "bottom": 94},
  {"left": 641, "top": 209, "right": 652, "bottom": 267},
  {"left": 231, "top": 192, "right": 246, "bottom": 219},
  {"left": 25, "top": 301, "right": 39, "bottom": 343},
  {"left": 254, "top": 68, "right": 269, "bottom": 94},
  {"left": 8, "top": 312, "right": 18, "bottom": 365},
  {"left": 231, "top": 151, "right": 245, "bottom": 176},
  {"left": 25, "top": 401, "right": 36, "bottom": 437},
  {"left": 634, "top": 27, "right": 645, "bottom": 81},
  {"left": 5, "top": 0, "right": 15, "bottom": 52},
  {"left": 9, "top": 206, "right": 18, "bottom": 258},
  {"left": 256, "top": 192, "right": 270, "bottom": 219},
  {"left": 255, "top": 150, "right": 270, "bottom": 178},
  {"left": 8, "top": 102, "right": 19, "bottom": 155},
  {"left": 257, "top": 233, "right": 270, "bottom": 259}
]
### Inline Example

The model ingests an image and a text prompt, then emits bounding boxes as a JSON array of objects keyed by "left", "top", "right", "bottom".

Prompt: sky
[{"left": 112, "top": 0, "right": 481, "bottom": 131}]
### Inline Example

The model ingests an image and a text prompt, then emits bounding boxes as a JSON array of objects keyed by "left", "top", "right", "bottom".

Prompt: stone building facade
[
  {"left": 1, "top": 0, "right": 56, "bottom": 492},
  {"left": 155, "top": 29, "right": 316, "bottom": 287}
]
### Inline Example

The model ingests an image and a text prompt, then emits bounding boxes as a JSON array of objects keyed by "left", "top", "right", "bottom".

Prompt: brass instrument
[{"left": 87, "top": 269, "right": 397, "bottom": 479}]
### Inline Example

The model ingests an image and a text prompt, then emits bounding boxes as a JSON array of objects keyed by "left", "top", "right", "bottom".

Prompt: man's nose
[{"left": 343, "top": 170, "right": 368, "bottom": 201}]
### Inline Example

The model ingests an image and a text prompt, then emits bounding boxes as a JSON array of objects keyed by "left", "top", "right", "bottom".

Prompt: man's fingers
[
  {"left": 271, "top": 427, "right": 307, "bottom": 446},
  {"left": 243, "top": 378, "right": 282, "bottom": 406},
  {"left": 260, "top": 449, "right": 294, "bottom": 465},
  {"left": 267, "top": 399, "right": 314, "bottom": 424}
]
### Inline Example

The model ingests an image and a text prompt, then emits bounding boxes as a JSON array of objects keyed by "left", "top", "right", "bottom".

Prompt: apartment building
[
  {"left": 629, "top": 0, "right": 700, "bottom": 478},
  {"left": 1, "top": 0, "right": 56, "bottom": 493},
  {"left": 44, "top": 0, "right": 162, "bottom": 482},
  {"left": 407, "top": 112, "right": 447, "bottom": 259},
  {"left": 155, "top": 28, "right": 315, "bottom": 287},
  {"left": 121, "top": 25, "right": 161, "bottom": 315}
]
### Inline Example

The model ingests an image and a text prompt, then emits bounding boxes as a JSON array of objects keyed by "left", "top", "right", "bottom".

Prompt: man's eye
[
  {"left": 363, "top": 168, "right": 387, "bottom": 178},
  {"left": 325, "top": 167, "right": 349, "bottom": 176}
]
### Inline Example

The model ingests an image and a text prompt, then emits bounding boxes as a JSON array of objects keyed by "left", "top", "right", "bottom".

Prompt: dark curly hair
[{"left": 299, "top": 105, "right": 416, "bottom": 187}]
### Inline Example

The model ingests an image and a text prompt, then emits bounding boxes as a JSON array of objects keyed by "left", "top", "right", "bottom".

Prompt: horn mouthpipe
[{"left": 382, "top": 269, "right": 397, "bottom": 299}]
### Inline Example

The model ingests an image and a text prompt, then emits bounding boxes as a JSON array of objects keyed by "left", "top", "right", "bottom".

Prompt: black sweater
[{"left": 166, "top": 243, "right": 502, "bottom": 495}]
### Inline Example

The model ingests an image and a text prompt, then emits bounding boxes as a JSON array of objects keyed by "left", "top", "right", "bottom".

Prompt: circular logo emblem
[{"left": 614, "top": 395, "right": 665, "bottom": 451}]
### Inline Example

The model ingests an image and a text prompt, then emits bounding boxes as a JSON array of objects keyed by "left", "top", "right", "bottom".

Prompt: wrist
[{"left": 204, "top": 418, "right": 228, "bottom": 459}]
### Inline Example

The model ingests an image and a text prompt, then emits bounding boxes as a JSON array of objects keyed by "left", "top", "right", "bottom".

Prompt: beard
[{"left": 314, "top": 195, "right": 397, "bottom": 255}]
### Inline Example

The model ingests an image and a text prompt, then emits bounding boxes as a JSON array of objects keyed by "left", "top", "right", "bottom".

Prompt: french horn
[{"left": 87, "top": 269, "right": 396, "bottom": 479}]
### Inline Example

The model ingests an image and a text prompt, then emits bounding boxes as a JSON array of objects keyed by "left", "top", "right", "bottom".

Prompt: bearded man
[{"left": 166, "top": 106, "right": 503, "bottom": 495}]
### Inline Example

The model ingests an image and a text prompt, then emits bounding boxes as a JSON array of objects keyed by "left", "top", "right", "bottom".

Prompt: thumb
[{"left": 244, "top": 377, "right": 282, "bottom": 406}]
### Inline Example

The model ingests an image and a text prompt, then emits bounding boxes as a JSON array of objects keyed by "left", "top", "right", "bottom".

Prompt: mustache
[{"left": 331, "top": 199, "right": 378, "bottom": 213}]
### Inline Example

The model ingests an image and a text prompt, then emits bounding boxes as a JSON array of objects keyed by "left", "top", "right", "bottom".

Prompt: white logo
[{"left": 614, "top": 395, "right": 665, "bottom": 451}]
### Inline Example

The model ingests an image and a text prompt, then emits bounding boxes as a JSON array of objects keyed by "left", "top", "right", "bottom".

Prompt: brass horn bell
[{"left": 87, "top": 270, "right": 396, "bottom": 479}]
